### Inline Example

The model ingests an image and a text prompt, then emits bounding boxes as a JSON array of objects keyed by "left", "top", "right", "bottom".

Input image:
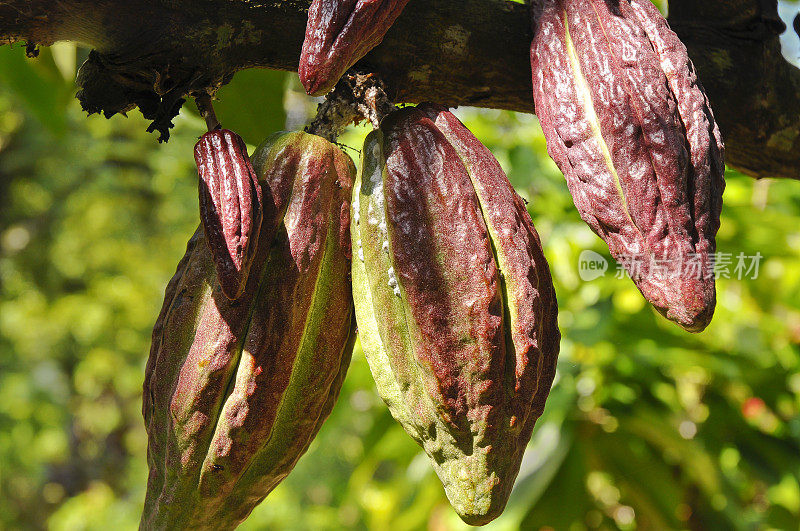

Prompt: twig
[
  {"left": 305, "top": 71, "right": 396, "bottom": 141},
  {"left": 195, "top": 93, "right": 220, "bottom": 131}
]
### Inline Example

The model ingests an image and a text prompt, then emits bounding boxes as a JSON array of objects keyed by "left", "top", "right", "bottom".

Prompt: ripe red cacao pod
[
  {"left": 142, "top": 132, "right": 356, "bottom": 530},
  {"left": 299, "top": 0, "right": 410, "bottom": 96},
  {"left": 530, "top": 0, "right": 725, "bottom": 332},
  {"left": 351, "top": 103, "right": 560, "bottom": 525},
  {"left": 194, "top": 129, "right": 263, "bottom": 300}
]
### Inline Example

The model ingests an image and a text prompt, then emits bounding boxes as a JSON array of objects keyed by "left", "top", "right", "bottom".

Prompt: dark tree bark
[
  {"left": 669, "top": 1, "right": 799, "bottom": 180},
  {"left": 0, "top": 0, "right": 797, "bottom": 178}
]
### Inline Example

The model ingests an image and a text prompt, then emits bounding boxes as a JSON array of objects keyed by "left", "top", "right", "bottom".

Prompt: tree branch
[
  {"left": 669, "top": 0, "right": 799, "bottom": 180},
  {"left": 1, "top": 0, "right": 798, "bottom": 177}
]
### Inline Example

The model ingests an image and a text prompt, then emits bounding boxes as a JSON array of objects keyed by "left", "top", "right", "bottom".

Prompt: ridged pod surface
[
  {"left": 141, "top": 132, "right": 356, "bottom": 530},
  {"left": 351, "top": 104, "right": 560, "bottom": 525},
  {"left": 299, "top": 0, "right": 410, "bottom": 96},
  {"left": 530, "top": 0, "right": 725, "bottom": 332},
  {"left": 194, "top": 129, "right": 263, "bottom": 300}
]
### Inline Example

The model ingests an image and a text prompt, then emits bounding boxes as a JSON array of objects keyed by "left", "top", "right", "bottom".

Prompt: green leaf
[{"left": 0, "top": 46, "right": 70, "bottom": 135}]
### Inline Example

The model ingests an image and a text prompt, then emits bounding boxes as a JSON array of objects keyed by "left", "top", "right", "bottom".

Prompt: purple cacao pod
[
  {"left": 142, "top": 132, "right": 356, "bottom": 530},
  {"left": 351, "top": 103, "right": 560, "bottom": 525},
  {"left": 299, "top": 0, "right": 410, "bottom": 96},
  {"left": 194, "top": 129, "right": 263, "bottom": 301},
  {"left": 531, "top": 0, "right": 725, "bottom": 332}
]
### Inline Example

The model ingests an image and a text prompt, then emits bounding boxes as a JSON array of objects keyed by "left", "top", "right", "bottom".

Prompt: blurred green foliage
[{"left": 1, "top": 37, "right": 800, "bottom": 531}]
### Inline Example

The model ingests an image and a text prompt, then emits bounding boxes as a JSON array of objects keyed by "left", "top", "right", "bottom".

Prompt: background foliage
[{"left": 1, "top": 34, "right": 800, "bottom": 530}]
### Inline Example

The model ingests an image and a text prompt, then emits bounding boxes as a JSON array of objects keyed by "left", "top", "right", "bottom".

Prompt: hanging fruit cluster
[{"left": 140, "top": 0, "right": 724, "bottom": 528}]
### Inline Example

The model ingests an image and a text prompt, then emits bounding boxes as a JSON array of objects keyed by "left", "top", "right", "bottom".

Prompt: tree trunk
[{"left": 0, "top": 0, "right": 797, "bottom": 178}]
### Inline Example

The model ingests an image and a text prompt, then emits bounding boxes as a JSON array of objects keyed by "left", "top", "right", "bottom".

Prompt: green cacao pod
[
  {"left": 530, "top": 0, "right": 725, "bottom": 332},
  {"left": 351, "top": 104, "right": 560, "bottom": 525},
  {"left": 141, "top": 132, "right": 356, "bottom": 530}
]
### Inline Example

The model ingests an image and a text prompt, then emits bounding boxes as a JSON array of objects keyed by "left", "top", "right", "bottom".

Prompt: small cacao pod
[
  {"left": 530, "top": 0, "right": 725, "bottom": 332},
  {"left": 351, "top": 104, "right": 560, "bottom": 525},
  {"left": 194, "top": 128, "right": 263, "bottom": 300},
  {"left": 141, "top": 131, "right": 356, "bottom": 530},
  {"left": 299, "top": 0, "right": 410, "bottom": 96}
]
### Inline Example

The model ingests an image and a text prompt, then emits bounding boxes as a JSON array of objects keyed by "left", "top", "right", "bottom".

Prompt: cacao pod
[
  {"left": 299, "top": 0, "right": 410, "bottom": 96},
  {"left": 530, "top": 0, "right": 725, "bottom": 332},
  {"left": 141, "top": 131, "right": 356, "bottom": 530},
  {"left": 194, "top": 128, "right": 263, "bottom": 300},
  {"left": 351, "top": 103, "right": 560, "bottom": 525}
]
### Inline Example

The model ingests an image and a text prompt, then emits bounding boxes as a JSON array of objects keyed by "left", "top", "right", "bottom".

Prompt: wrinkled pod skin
[
  {"left": 194, "top": 129, "right": 263, "bottom": 301},
  {"left": 299, "top": 0, "right": 410, "bottom": 96},
  {"left": 141, "top": 132, "right": 356, "bottom": 530},
  {"left": 531, "top": 0, "right": 725, "bottom": 332},
  {"left": 351, "top": 103, "right": 560, "bottom": 525}
]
